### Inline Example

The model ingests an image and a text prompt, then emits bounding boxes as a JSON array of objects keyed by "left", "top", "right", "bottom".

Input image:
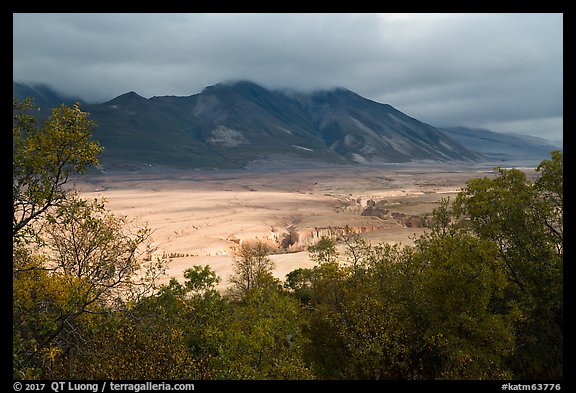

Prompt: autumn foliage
[{"left": 13, "top": 99, "right": 562, "bottom": 380}]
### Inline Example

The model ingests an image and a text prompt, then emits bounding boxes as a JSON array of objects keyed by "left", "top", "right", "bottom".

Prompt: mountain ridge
[
  {"left": 13, "top": 81, "right": 85, "bottom": 109},
  {"left": 439, "top": 126, "right": 561, "bottom": 165},
  {"left": 14, "top": 80, "right": 558, "bottom": 170}
]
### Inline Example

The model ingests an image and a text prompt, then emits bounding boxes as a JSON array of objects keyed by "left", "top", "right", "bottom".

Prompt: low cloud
[{"left": 13, "top": 13, "right": 562, "bottom": 141}]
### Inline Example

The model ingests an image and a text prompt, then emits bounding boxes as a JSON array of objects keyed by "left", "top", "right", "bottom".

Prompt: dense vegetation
[{"left": 13, "top": 99, "right": 562, "bottom": 380}]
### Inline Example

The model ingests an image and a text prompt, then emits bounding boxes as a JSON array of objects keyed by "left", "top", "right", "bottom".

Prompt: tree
[
  {"left": 12, "top": 99, "right": 168, "bottom": 379},
  {"left": 152, "top": 265, "right": 315, "bottom": 380},
  {"left": 211, "top": 288, "right": 315, "bottom": 379},
  {"left": 300, "top": 200, "right": 524, "bottom": 379},
  {"left": 183, "top": 265, "right": 221, "bottom": 298},
  {"left": 49, "top": 293, "right": 204, "bottom": 379},
  {"left": 13, "top": 98, "right": 102, "bottom": 240},
  {"left": 284, "top": 267, "right": 315, "bottom": 303},
  {"left": 228, "top": 241, "right": 278, "bottom": 300},
  {"left": 307, "top": 236, "right": 337, "bottom": 265},
  {"left": 13, "top": 194, "right": 168, "bottom": 378},
  {"left": 42, "top": 193, "right": 165, "bottom": 306},
  {"left": 454, "top": 152, "right": 563, "bottom": 379},
  {"left": 534, "top": 151, "right": 563, "bottom": 253},
  {"left": 342, "top": 230, "right": 372, "bottom": 277},
  {"left": 13, "top": 263, "right": 95, "bottom": 378},
  {"left": 406, "top": 227, "right": 519, "bottom": 379}
]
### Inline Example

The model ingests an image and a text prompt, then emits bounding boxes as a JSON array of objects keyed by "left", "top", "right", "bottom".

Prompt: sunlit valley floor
[{"left": 76, "top": 162, "right": 536, "bottom": 291}]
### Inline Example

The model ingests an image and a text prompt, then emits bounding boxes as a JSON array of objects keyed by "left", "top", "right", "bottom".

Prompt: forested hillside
[{"left": 13, "top": 99, "right": 562, "bottom": 380}]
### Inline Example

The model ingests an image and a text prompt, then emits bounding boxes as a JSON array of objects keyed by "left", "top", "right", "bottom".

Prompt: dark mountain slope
[
  {"left": 13, "top": 81, "right": 85, "bottom": 118},
  {"left": 301, "top": 88, "right": 481, "bottom": 162},
  {"left": 15, "top": 80, "right": 489, "bottom": 169}
]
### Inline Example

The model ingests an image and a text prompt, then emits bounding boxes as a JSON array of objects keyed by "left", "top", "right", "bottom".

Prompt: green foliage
[
  {"left": 43, "top": 193, "right": 165, "bottom": 306},
  {"left": 293, "top": 152, "right": 562, "bottom": 379},
  {"left": 308, "top": 236, "right": 337, "bottom": 264},
  {"left": 12, "top": 103, "right": 561, "bottom": 383},
  {"left": 152, "top": 265, "right": 315, "bottom": 379},
  {"left": 535, "top": 150, "right": 563, "bottom": 208},
  {"left": 284, "top": 267, "right": 315, "bottom": 303},
  {"left": 454, "top": 152, "right": 563, "bottom": 379},
  {"left": 13, "top": 264, "right": 94, "bottom": 378},
  {"left": 12, "top": 199, "right": 168, "bottom": 378},
  {"left": 299, "top": 229, "right": 518, "bottom": 379},
  {"left": 228, "top": 241, "right": 278, "bottom": 300},
  {"left": 183, "top": 265, "right": 221, "bottom": 297},
  {"left": 409, "top": 232, "right": 519, "bottom": 379},
  {"left": 13, "top": 98, "right": 103, "bottom": 240},
  {"left": 12, "top": 99, "right": 168, "bottom": 379},
  {"left": 207, "top": 288, "right": 315, "bottom": 379},
  {"left": 49, "top": 311, "right": 201, "bottom": 379}
]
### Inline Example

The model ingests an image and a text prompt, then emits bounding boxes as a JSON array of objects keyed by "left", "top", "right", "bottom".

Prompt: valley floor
[{"left": 75, "top": 162, "right": 537, "bottom": 291}]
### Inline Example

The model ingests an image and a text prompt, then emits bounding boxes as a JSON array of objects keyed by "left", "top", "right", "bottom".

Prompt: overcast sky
[{"left": 13, "top": 13, "right": 563, "bottom": 143}]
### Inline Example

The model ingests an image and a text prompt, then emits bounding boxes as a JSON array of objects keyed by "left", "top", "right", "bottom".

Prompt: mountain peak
[
  {"left": 105, "top": 91, "right": 148, "bottom": 106},
  {"left": 13, "top": 81, "right": 83, "bottom": 108},
  {"left": 202, "top": 80, "right": 270, "bottom": 94},
  {"left": 113, "top": 90, "right": 146, "bottom": 100},
  {"left": 14, "top": 80, "right": 486, "bottom": 169}
]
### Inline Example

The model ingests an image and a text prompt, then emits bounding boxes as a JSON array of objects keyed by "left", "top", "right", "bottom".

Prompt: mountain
[
  {"left": 13, "top": 81, "right": 84, "bottom": 111},
  {"left": 293, "top": 87, "right": 482, "bottom": 163},
  {"left": 14, "top": 80, "right": 485, "bottom": 169},
  {"left": 439, "top": 126, "right": 562, "bottom": 165}
]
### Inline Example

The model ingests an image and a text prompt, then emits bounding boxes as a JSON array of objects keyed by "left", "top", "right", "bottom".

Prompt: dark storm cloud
[{"left": 13, "top": 13, "right": 563, "bottom": 142}]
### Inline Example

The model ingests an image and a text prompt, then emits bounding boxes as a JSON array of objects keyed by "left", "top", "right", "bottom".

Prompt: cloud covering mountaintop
[{"left": 13, "top": 13, "right": 563, "bottom": 143}]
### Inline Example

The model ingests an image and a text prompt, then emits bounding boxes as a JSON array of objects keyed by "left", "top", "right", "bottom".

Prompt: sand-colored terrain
[{"left": 76, "top": 163, "right": 532, "bottom": 292}]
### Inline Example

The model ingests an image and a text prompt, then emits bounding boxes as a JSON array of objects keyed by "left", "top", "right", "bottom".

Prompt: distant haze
[{"left": 13, "top": 13, "right": 563, "bottom": 143}]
